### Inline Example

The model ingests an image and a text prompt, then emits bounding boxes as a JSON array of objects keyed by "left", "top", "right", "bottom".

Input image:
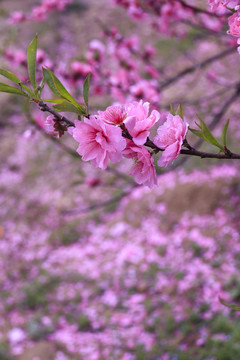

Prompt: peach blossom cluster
[
  {"left": 71, "top": 101, "right": 188, "bottom": 188},
  {"left": 227, "top": 5, "right": 240, "bottom": 53}
]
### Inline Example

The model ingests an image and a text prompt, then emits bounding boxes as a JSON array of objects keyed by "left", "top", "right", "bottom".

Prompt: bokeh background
[{"left": 1, "top": 1, "right": 240, "bottom": 359}]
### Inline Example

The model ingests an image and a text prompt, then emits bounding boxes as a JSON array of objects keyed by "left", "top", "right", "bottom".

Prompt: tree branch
[
  {"left": 37, "top": 101, "right": 75, "bottom": 127},
  {"left": 177, "top": 0, "right": 226, "bottom": 17},
  {"left": 37, "top": 96, "right": 240, "bottom": 163},
  {"left": 159, "top": 47, "right": 237, "bottom": 91},
  {"left": 145, "top": 138, "right": 240, "bottom": 160},
  {"left": 61, "top": 188, "right": 135, "bottom": 215}
]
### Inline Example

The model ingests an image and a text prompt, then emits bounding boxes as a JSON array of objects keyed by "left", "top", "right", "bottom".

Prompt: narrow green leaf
[
  {"left": 27, "top": 35, "right": 38, "bottom": 89},
  {"left": 176, "top": 104, "right": 183, "bottom": 119},
  {"left": 189, "top": 127, "right": 204, "bottom": 139},
  {"left": 41, "top": 98, "right": 66, "bottom": 104},
  {"left": 222, "top": 119, "right": 230, "bottom": 147},
  {"left": 83, "top": 73, "right": 91, "bottom": 113},
  {"left": 199, "top": 117, "right": 224, "bottom": 151},
  {"left": 43, "top": 67, "right": 85, "bottom": 114},
  {"left": 219, "top": 298, "right": 240, "bottom": 311},
  {"left": 42, "top": 68, "right": 64, "bottom": 99},
  {"left": 195, "top": 121, "right": 202, "bottom": 129},
  {"left": 0, "top": 68, "right": 34, "bottom": 96},
  {"left": 170, "top": 104, "right": 175, "bottom": 116},
  {"left": 226, "top": 6, "right": 236, "bottom": 12},
  {"left": 38, "top": 77, "right": 45, "bottom": 94},
  {"left": 0, "top": 83, "right": 29, "bottom": 97},
  {"left": 0, "top": 69, "right": 22, "bottom": 84},
  {"left": 53, "top": 101, "right": 81, "bottom": 114}
]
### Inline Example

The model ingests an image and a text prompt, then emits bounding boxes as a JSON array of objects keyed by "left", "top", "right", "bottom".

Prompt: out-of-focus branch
[
  {"left": 61, "top": 188, "right": 136, "bottom": 215},
  {"left": 159, "top": 47, "right": 237, "bottom": 91},
  {"left": 163, "top": 82, "right": 238, "bottom": 107},
  {"left": 177, "top": 0, "right": 225, "bottom": 17},
  {"left": 171, "top": 83, "right": 240, "bottom": 168},
  {"left": 181, "top": 19, "right": 226, "bottom": 36}
]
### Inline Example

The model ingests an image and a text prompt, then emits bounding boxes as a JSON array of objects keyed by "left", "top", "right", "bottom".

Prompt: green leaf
[
  {"left": 226, "top": 6, "right": 236, "bottom": 12},
  {"left": 170, "top": 104, "right": 175, "bottom": 116},
  {"left": 83, "top": 73, "right": 91, "bottom": 113},
  {"left": 37, "top": 77, "right": 45, "bottom": 96},
  {"left": 195, "top": 121, "right": 202, "bottom": 129},
  {"left": 41, "top": 98, "right": 66, "bottom": 104},
  {"left": 27, "top": 35, "right": 38, "bottom": 89},
  {"left": 0, "top": 83, "right": 29, "bottom": 97},
  {"left": 189, "top": 127, "right": 204, "bottom": 139},
  {"left": 222, "top": 119, "right": 230, "bottom": 147},
  {"left": 42, "top": 68, "right": 64, "bottom": 99},
  {"left": 53, "top": 101, "right": 81, "bottom": 114},
  {"left": 198, "top": 116, "right": 224, "bottom": 151},
  {"left": 176, "top": 104, "right": 183, "bottom": 119},
  {"left": 0, "top": 68, "right": 34, "bottom": 96},
  {"left": 43, "top": 67, "right": 86, "bottom": 114},
  {"left": 219, "top": 298, "right": 240, "bottom": 311},
  {"left": 0, "top": 69, "right": 22, "bottom": 84}
]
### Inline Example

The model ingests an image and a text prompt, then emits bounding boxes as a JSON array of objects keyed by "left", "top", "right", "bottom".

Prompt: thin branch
[
  {"left": 162, "top": 82, "right": 238, "bottom": 107},
  {"left": 61, "top": 188, "right": 136, "bottom": 215},
  {"left": 181, "top": 18, "right": 226, "bottom": 36},
  {"left": 177, "top": 0, "right": 226, "bottom": 17},
  {"left": 209, "top": 87, "right": 240, "bottom": 131},
  {"left": 180, "top": 147, "right": 240, "bottom": 159},
  {"left": 33, "top": 121, "right": 79, "bottom": 158},
  {"left": 169, "top": 84, "right": 240, "bottom": 169},
  {"left": 159, "top": 47, "right": 237, "bottom": 91},
  {"left": 37, "top": 101, "right": 75, "bottom": 127},
  {"left": 145, "top": 138, "right": 240, "bottom": 159}
]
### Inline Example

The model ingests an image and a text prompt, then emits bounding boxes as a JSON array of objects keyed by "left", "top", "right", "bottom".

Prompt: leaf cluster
[
  {"left": 189, "top": 116, "right": 230, "bottom": 152},
  {"left": 0, "top": 36, "right": 91, "bottom": 118}
]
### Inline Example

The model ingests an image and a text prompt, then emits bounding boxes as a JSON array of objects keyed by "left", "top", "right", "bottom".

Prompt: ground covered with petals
[{"left": 1, "top": 126, "right": 240, "bottom": 360}]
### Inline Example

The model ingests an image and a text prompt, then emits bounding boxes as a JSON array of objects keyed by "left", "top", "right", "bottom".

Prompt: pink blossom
[
  {"left": 72, "top": 117, "right": 126, "bottom": 170},
  {"left": 208, "top": 0, "right": 223, "bottom": 11},
  {"left": 8, "top": 328, "right": 26, "bottom": 344},
  {"left": 98, "top": 105, "right": 127, "bottom": 125},
  {"left": 70, "top": 61, "right": 92, "bottom": 77},
  {"left": 29, "top": 6, "right": 47, "bottom": 21},
  {"left": 85, "top": 177, "right": 101, "bottom": 187},
  {"left": 153, "top": 113, "right": 188, "bottom": 167},
  {"left": 122, "top": 140, "right": 157, "bottom": 188},
  {"left": 228, "top": 11, "right": 240, "bottom": 38},
  {"left": 209, "top": 0, "right": 239, "bottom": 11},
  {"left": 129, "top": 80, "right": 160, "bottom": 103},
  {"left": 36, "top": 49, "right": 46, "bottom": 63},
  {"left": 45, "top": 115, "right": 59, "bottom": 137},
  {"left": 88, "top": 39, "right": 105, "bottom": 54},
  {"left": 124, "top": 100, "right": 160, "bottom": 146},
  {"left": 87, "top": 40, "right": 106, "bottom": 64},
  {"left": 8, "top": 11, "right": 26, "bottom": 24}
]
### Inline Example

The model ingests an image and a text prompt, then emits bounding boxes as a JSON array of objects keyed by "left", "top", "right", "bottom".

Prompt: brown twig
[
  {"left": 177, "top": 0, "right": 226, "bottom": 17},
  {"left": 145, "top": 138, "right": 240, "bottom": 160},
  {"left": 159, "top": 47, "right": 237, "bottom": 91},
  {"left": 61, "top": 188, "right": 135, "bottom": 215},
  {"left": 38, "top": 101, "right": 75, "bottom": 127},
  {"left": 168, "top": 84, "right": 240, "bottom": 169}
]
